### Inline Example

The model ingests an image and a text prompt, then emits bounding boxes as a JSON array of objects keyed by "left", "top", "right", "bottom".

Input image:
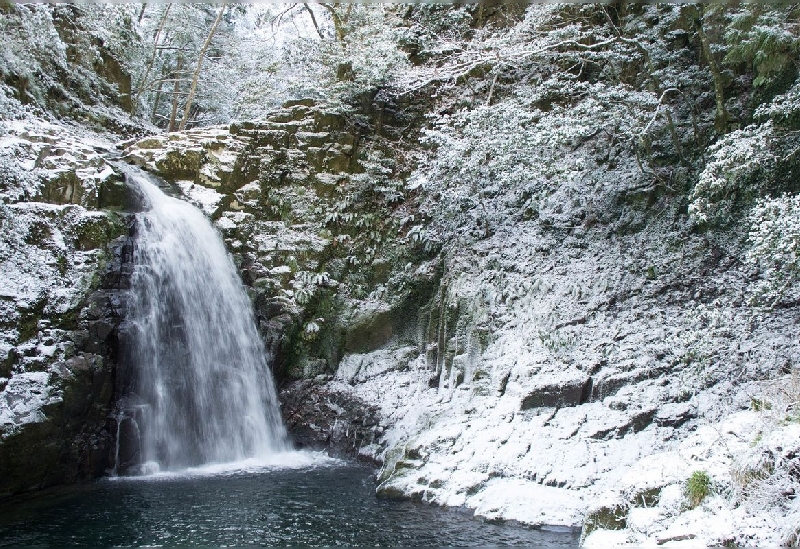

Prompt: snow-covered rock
[{"left": 0, "top": 115, "right": 131, "bottom": 494}]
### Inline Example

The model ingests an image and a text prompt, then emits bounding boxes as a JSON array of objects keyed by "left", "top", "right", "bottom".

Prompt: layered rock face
[
  {"left": 0, "top": 121, "right": 132, "bottom": 495},
  {"left": 125, "top": 93, "right": 800, "bottom": 545},
  {"left": 0, "top": 3, "right": 148, "bottom": 496},
  {"left": 123, "top": 98, "right": 431, "bottom": 457}
]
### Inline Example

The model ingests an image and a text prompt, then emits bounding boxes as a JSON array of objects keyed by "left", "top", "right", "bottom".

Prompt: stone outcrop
[
  {"left": 0, "top": 4, "right": 143, "bottom": 134},
  {"left": 0, "top": 3, "right": 146, "bottom": 495},
  {"left": 0, "top": 120, "right": 134, "bottom": 496},
  {"left": 279, "top": 377, "right": 381, "bottom": 460}
]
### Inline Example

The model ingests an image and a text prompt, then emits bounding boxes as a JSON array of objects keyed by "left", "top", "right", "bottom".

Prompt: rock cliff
[
  {"left": 0, "top": 3, "right": 141, "bottom": 496},
  {"left": 0, "top": 120, "right": 133, "bottom": 495},
  {"left": 122, "top": 87, "right": 800, "bottom": 544}
]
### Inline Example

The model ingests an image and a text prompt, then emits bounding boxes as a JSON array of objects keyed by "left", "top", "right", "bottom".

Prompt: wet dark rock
[
  {"left": 90, "top": 320, "right": 114, "bottom": 342},
  {"left": 580, "top": 502, "right": 629, "bottom": 545},
  {"left": 0, "top": 349, "right": 116, "bottom": 497},
  {"left": 0, "top": 214, "right": 134, "bottom": 498},
  {"left": 521, "top": 377, "right": 593, "bottom": 410},
  {"left": 279, "top": 379, "right": 382, "bottom": 461},
  {"left": 626, "top": 408, "right": 657, "bottom": 434}
]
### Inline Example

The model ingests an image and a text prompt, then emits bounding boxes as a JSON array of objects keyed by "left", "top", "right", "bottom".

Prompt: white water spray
[{"left": 123, "top": 167, "right": 288, "bottom": 472}]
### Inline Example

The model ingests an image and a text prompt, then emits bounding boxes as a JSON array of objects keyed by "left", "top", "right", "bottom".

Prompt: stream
[{"left": 0, "top": 458, "right": 580, "bottom": 547}]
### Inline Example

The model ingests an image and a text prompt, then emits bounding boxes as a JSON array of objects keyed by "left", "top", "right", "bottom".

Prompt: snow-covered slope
[{"left": 344, "top": 218, "right": 800, "bottom": 546}]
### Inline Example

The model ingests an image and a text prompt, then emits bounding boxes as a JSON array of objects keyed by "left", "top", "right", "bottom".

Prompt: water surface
[{"left": 0, "top": 458, "right": 580, "bottom": 547}]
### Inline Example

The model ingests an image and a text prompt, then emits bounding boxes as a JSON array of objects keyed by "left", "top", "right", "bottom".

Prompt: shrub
[
  {"left": 747, "top": 193, "right": 800, "bottom": 308},
  {"left": 685, "top": 470, "right": 713, "bottom": 508},
  {"left": 688, "top": 122, "right": 777, "bottom": 226}
]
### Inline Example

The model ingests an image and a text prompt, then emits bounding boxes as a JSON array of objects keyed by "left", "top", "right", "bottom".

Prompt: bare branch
[
  {"left": 396, "top": 36, "right": 626, "bottom": 97},
  {"left": 133, "top": 4, "right": 172, "bottom": 115},
  {"left": 303, "top": 4, "right": 324, "bottom": 40},
  {"left": 179, "top": 4, "right": 227, "bottom": 132},
  {"left": 643, "top": 88, "right": 681, "bottom": 135}
]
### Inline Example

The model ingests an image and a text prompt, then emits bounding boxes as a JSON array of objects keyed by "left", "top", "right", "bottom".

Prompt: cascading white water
[{"left": 124, "top": 167, "right": 288, "bottom": 472}]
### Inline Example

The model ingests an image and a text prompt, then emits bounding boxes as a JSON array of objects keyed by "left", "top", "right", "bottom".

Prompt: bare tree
[
  {"left": 694, "top": 5, "right": 730, "bottom": 134},
  {"left": 168, "top": 56, "right": 184, "bottom": 132},
  {"left": 319, "top": 3, "right": 351, "bottom": 43},
  {"left": 179, "top": 4, "right": 227, "bottom": 131},
  {"left": 133, "top": 4, "right": 171, "bottom": 116}
]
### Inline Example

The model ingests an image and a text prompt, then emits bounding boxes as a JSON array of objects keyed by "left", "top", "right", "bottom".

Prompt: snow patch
[
  {"left": 0, "top": 371, "right": 59, "bottom": 436},
  {"left": 175, "top": 179, "right": 223, "bottom": 215},
  {"left": 469, "top": 479, "right": 586, "bottom": 527}
]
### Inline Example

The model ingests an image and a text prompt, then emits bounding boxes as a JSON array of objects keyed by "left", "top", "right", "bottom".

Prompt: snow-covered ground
[{"left": 329, "top": 335, "right": 799, "bottom": 545}]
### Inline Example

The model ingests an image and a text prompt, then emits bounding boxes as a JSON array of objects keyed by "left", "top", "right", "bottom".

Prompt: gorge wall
[
  {"left": 0, "top": 121, "right": 133, "bottom": 495},
  {"left": 2, "top": 3, "right": 800, "bottom": 547},
  {"left": 0, "top": 3, "right": 144, "bottom": 495},
  {"left": 121, "top": 94, "right": 800, "bottom": 546}
]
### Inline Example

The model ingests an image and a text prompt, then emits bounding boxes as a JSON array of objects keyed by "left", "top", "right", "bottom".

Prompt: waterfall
[{"left": 122, "top": 167, "right": 288, "bottom": 473}]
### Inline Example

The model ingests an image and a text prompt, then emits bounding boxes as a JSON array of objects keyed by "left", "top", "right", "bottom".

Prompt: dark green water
[{"left": 0, "top": 457, "right": 580, "bottom": 547}]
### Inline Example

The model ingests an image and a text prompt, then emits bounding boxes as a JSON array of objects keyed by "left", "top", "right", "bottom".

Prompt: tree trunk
[
  {"left": 150, "top": 64, "right": 167, "bottom": 125},
  {"left": 168, "top": 56, "right": 183, "bottom": 132},
  {"left": 695, "top": 6, "right": 729, "bottom": 134},
  {"left": 320, "top": 4, "right": 346, "bottom": 43},
  {"left": 179, "top": 4, "right": 226, "bottom": 132},
  {"left": 303, "top": 5, "right": 324, "bottom": 40},
  {"left": 133, "top": 4, "right": 171, "bottom": 116}
]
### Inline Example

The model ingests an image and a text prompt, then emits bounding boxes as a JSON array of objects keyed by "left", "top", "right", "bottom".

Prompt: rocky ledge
[
  {"left": 0, "top": 118, "right": 134, "bottom": 496},
  {"left": 279, "top": 377, "right": 381, "bottom": 461}
]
